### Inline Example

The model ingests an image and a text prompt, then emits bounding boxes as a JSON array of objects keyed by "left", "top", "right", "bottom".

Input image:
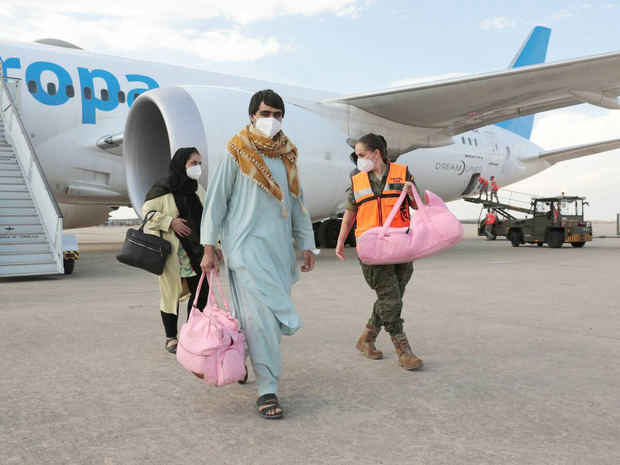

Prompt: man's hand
[
  {"left": 170, "top": 218, "right": 192, "bottom": 237},
  {"left": 301, "top": 250, "right": 315, "bottom": 272},
  {"left": 200, "top": 245, "right": 219, "bottom": 275},
  {"left": 335, "top": 240, "right": 346, "bottom": 261}
]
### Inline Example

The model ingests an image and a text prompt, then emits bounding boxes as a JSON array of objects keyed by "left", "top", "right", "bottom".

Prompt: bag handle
[
  {"left": 192, "top": 271, "right": 230, "bottom": 312},
  {"left": 139, "top": 210, "right": 157, "bottom": 231},
  {"left": 379, "top": 185, "right": 429, "bottom": 239}
]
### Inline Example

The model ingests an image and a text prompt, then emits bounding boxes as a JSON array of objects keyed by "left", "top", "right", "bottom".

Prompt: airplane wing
[
  {"left": 324, "top": 51, "right": 620, "bottom": 147},
  {"left": 523, "top": 138, "right": 620, "bottom": 165}
]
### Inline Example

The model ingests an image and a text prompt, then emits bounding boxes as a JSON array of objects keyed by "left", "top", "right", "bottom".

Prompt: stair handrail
[{"left": 0, "top": 69, "right": 64, "bottom": 272}]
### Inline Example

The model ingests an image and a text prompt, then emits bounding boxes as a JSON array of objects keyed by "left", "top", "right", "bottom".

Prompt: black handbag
[{"left": 116, "top": 210, "right": 172, "bottom": 275}]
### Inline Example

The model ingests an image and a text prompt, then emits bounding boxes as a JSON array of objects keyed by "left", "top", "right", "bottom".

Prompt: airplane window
[
  {"left": 468, "top": 137, "right": 472, "bottom": 145},
  {"left": 461, "top": 137, "right": 465, "bottom": 144},
  {"left": 66, "top": 85, "right": 75, "bottom": 98},
  {"left": 83, "top": 87, "right": 92, "bottom": 100},
  {"left": 27, "top": 80, "right": 37, "bottom": 94},
  {"left": 47, "top": 83, "right": 56, "bottom": 96},
  {"left": 118, "top": 91, "right": 126, "bottom": 103},
  {"left": 101, "top": 89, "right": 109, "bottom": 101}
]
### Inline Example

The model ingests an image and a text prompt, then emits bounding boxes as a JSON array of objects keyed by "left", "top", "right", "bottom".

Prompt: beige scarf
[{"left": 227, "top": 124, "right": 302, "bottom": 216}]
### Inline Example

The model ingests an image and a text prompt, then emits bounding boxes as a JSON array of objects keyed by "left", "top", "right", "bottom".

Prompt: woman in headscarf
[{"left": 142, "top": 147, "right": 210, "bottom": 353}]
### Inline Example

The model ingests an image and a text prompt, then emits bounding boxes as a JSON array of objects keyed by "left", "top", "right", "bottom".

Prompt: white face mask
[
  {"left": 255, "top": 116, "right": 282, "bottom": 138},
  {"left": 186, "top": 165, "right": 202, "bottom": 180},
  {"left": 357, "top": 153, "right": 376, "bottom": 173}
]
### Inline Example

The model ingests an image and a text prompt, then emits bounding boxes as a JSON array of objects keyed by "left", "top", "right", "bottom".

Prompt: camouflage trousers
[{"left": 360, "top": 261, "right": 414, "bottom": 336}]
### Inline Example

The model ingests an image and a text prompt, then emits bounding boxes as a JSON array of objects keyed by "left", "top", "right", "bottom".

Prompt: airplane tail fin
[{"left": 495, "top": 26, "right": 551, "bottom": 140}]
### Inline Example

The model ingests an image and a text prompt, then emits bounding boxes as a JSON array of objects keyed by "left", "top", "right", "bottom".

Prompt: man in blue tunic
[{"left": 200, "top": 89, "right": 316, "bottom": 419}]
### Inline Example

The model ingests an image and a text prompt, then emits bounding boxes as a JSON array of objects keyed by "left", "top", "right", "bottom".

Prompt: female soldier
[
  {"left": 335, "top": 134, "right": 423, "bottom": 370},
  {"left": 142, "top": 147, "right": 210, "bottom": 353}
]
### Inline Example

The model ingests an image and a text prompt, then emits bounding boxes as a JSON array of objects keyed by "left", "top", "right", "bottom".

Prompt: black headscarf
[{"left": 145, "top": 147, "right": 204, "bottom": 274}]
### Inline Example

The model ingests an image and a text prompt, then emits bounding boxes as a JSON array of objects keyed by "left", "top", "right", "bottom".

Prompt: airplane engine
[{"left": 123, "top": 86, "right": 352, "bottom": 220}]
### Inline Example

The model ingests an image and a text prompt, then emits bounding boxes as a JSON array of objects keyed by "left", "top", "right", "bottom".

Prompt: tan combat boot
[
  {"left": 391, "top": 333, "right": 423, "bottom": 370},
  {"left": 356, "top": 324, "right": 383, "bottom": 359}
]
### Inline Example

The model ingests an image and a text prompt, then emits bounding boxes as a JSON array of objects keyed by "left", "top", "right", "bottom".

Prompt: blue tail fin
[{"left": 495, "top": 26, "right": 551, "bottom": 140}]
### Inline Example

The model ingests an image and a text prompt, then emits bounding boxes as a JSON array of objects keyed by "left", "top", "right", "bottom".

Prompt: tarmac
[{"left": 1, "top": 223, "right": 619, "bottom": 465}]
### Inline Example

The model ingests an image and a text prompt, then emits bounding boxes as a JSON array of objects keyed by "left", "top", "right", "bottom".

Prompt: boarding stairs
[
  {"left": 463, "top": 189, "right": 534, "bottom": 218},
  {"left": 0, "top": 75, "right": 64, "bottom": 277}
]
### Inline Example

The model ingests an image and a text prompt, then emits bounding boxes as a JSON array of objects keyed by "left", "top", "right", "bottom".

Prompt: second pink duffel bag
[
  {"left": 357, "top": 186, "right": 463, "bottom": 265},
  {"left": 176, "top": 271, "right": 246, "bottom": 386}
]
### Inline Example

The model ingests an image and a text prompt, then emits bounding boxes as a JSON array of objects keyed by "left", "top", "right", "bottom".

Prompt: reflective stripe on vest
[{"left": 352, "top": 163, "right": 410, "bottom": 239}]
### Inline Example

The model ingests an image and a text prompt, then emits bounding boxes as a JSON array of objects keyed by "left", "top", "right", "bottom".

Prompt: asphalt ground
[{"left": 1, "top": 224, "right": 619, "bottom": 465}]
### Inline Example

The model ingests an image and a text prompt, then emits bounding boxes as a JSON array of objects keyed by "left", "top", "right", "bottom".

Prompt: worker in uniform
[
  {"left": 484, "top": 208, "right": 497, "bottom": 240},
  {"left": 335, "top": 133, "right": 423, "bottom": 371},
  {"left": 490, "top": 176, "right": 499, "bottom": 203},
  {"left": 478, "top": 176, "right": 489, "bottom": 201}
]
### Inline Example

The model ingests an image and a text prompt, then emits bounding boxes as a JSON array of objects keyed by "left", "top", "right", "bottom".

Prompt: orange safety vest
[
  {"left": 479, "top": 177, "right": 489, "bottom": 187},
  {"left": 491, "top": 179, "right": 499, "bottom": 191},
  {"left": 486, "top": 212, "right": 497, "bottom": 225},
  {"left": 352, "top": 163, "right": 410, "bottom": 239}
]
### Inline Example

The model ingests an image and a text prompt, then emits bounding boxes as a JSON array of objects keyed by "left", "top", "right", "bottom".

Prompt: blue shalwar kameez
[{"left": 200, "top": 151, "right": 315, "bottom": 395}]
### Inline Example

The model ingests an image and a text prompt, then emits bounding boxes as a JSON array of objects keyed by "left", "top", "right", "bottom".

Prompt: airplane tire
[
  {"left": 63, "top": 259, "right": 75, "bottom": 275},
  {"left": 509, "top": 230, "right": 521, "bottom": 247},
  {"left": 548, "top": 231, "right": 564, "bottom": 249},
  {"left": 537, "top": 242, "right": 544, "bottom": 247},
  {"left": 318, "top": 219, "right": 341, "bottom": 249},
  {"left": 571, "top": 241, "right": 586, "bottom": 248}
]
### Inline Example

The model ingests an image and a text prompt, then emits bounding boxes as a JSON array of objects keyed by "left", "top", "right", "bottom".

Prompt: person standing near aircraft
[
  {"left": 490, "top": 176, "right": 500, "bottom": 203},
  {"left": 142, "top": 147, "right": 209, "bottom": 354},
  {"left": 200, "top": 89, "right": 316, "bottom": 419},
  {"left": 478, "top": 176, "right": 489, "bottom": 200},
  {"left": 335, "top": 134, "right": 423, "bottom": 371},
  {"left": 485, "top": 208, "right": 497, "bottom": 239}
]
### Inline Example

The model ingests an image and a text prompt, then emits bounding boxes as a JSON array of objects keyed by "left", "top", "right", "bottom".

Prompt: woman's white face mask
[
  {"left": 186, "top": 165, "right": 202, "bottom": 180},
  {"left": 357, "top": 152, "right": 376, "bottom": 172},
  {"left": 255, "top": 116, "right": 282, "bottom": 138}
]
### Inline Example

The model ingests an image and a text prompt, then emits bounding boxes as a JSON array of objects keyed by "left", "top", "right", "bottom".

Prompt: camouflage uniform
[{"left": 345, "top": 165, "right": 416, "bottom": 337}]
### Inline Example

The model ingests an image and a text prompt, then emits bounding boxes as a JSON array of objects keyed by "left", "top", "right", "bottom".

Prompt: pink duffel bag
[
  {"left": 176, "top": 271, "right": 246, "bottom": 386},
  {"left": 357, "top": 186, "right": 464, "bottom": 265}
]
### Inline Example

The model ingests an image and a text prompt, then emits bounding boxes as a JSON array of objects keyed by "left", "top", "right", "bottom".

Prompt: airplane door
[
  {"left": 500, "top": 145, "right": 512, "bottom": 175},
  {"left": 485, "top": 132, "right": 499, "bottom": 166}
]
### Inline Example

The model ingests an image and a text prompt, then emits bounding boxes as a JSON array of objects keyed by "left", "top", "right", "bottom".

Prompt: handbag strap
[
  {"left": 379, "top": 186, "right": 428, "bottom": 239},
  {"left": 192, "top": 271, "right": 230, "bottom": 312},
  {"left": 140, "top": 210, "right": 164, "bottom": 238}
]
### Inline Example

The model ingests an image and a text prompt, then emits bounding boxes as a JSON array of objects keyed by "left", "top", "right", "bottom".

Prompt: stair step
[
  {"left": 0, "top": 224, "right": 45, "bottom": 234},
  {"left": 0, "top": 176, "right": 26, "bottom": 185},
  {"left": 0, "top": 215, "right": 41, "bottom": 225},
  {"left": 0, "top": 199, "right": 34, "bottom": 208},
  {"left": 0, "top": 232, "right": 48, "bottom": 243},
  {"left": 0, "top": 262, "right": 60, "bottom": 277},
  {"left": 0, "top": 242, "right": 51, "bottom": 253},
  {"left": 0, "top": 184, "right": 28, "bottom": 192},
  {"left": 0, "top": 251, "right": 55, "bottom": 265},
  {"left": 0, "top": 161, "right": 19, "bottom": 169},
  {"left": 0, "top": 207, "right": 37, "bottom": 216},
  {"left": 0, "top": 191, "right": 31, "bottom": 200},
  {"left": 0, "top": 168, "right": 23, "bottom": 177}
]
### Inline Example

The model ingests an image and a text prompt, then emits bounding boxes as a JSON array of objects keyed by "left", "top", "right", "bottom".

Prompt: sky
[{"left": 1, "top": 0, "right": 619, "bottom": 220}]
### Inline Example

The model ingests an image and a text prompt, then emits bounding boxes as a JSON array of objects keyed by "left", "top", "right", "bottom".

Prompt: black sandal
[
  {"left": 256, "top": 394, "right": 283, "bottom": 419},
  {"left": 165, "top": 337, "right": 178, "bottom": 354}
]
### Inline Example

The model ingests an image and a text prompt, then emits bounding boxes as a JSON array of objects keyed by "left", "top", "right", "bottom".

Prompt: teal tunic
[{"left": 200, "top": 150, "right": 315, "bottom": 395}]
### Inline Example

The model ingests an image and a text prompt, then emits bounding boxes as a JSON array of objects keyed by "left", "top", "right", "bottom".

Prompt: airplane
[{"left": 1, "top": 26, "right": 620, "bottom": 276}]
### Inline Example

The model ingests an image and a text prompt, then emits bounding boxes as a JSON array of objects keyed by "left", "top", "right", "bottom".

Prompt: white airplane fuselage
[{"left": 0, "top": 40, "right": 550, "bottom": 228}]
